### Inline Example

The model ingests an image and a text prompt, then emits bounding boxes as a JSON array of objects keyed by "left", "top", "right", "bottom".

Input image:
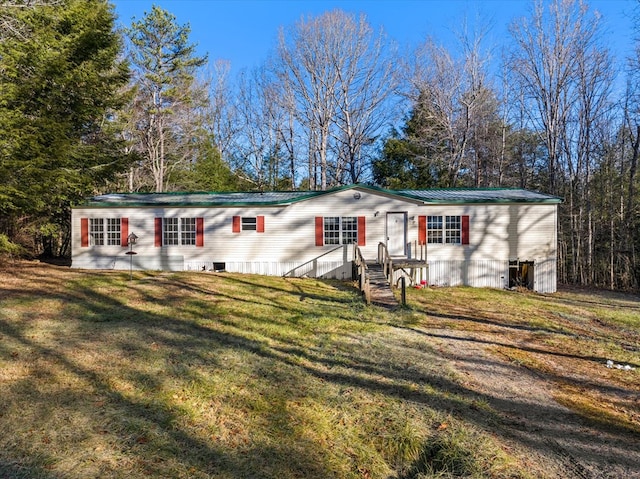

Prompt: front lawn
[{"left": 1, "top": 263, "right": 637, "bottom": 478}]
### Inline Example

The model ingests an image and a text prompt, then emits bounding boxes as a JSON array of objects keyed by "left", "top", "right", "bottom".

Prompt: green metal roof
[
  {"left": 396, "top": 187, "right": 562, "bottom": 204},
  {"left": 78, "top": 184, "right": 562, "bottom": 208},
  {"left": 82, "top": 190, "right": 326, "bottom": 207}
]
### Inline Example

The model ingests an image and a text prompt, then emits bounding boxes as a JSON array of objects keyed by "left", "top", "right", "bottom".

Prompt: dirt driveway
[{"left": 419, "top": 294, "right": 640, "bottom": 479}]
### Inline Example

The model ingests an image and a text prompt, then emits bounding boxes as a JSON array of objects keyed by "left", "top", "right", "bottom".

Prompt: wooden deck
[
  {"left": 353, "top": 243, "right": 428, "bottom": 309},
  {"left": 390, "top": 258, "right": 429, "bottom": 269},
  {"left": 387, "top": 258, "right": 428, "bottom": 287}
]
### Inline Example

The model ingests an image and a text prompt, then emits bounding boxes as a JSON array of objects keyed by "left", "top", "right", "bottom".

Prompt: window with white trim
[
  {"left": 106, "top": 218, "right": 121, "bottom": 245},
  {"left": 445, "top": 216, "right": 461, "bottom": 244},
  {"left": 427, "top": 216, "right": 442, "bottom": 244},
  {"left": 428, "top": 215, "right": 462, "bottom": 244},
  {"left": 324, "top": 216, "right": 357, "bottom": 245},
  {"left": 181, "top": 218, "right": 196, "bottom": 245},
  {"left": 163, "top": 218, "right": 179, "bottom": 245},
  {"left": 90, "top": 218, "right": 121, "bottom": 246},
  {"left": 90, "top": 218, "right": 104, "bottom": 246},
  {"left": 163, "top": 217, "right": 196, "bottom": 246}
]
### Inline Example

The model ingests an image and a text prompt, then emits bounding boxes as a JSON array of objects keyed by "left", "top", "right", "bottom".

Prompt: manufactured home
[{"left": 71, "top": 184, "right": 562, "bottom": 293}]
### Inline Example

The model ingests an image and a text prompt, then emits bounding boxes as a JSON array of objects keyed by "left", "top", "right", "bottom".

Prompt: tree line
[{"left": 1, "top": 0, "right": 639, "bottom": 290}]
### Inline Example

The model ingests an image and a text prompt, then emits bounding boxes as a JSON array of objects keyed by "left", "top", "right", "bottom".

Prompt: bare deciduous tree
[
  {"left": 207, "top": 60, "right": 238, "bottom": 163},
  {"left": 509, "top": 0, "right": 600, "bottom": 195},
  {"left": 232, "top": 68, "right": 286, "bottom": 189},
  {"left": 329, "top": 14, "right": 397, "bottom": 184},
  {"left": 405, "top": 21, "right": 499, "bottom": 187},
  {"left": 274, "top": 10, "right": 396, "bottom": 189},
  {"left": 509, "top": 0, "right": 613, "bottom": 285}
]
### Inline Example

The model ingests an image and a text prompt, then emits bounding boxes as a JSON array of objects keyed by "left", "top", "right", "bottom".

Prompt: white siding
[
  {"left": 420, "top": 203, "right": 557, "bottom": 262},
  {"left": 533, "top": 257, "right": 557, "bottom": 294},
  {"left": 71, "top": 188, "right": 558, "bottom": 292},
  {"left": 426, "top": 260, "right": 509, "bottom": 289},
  {"left": 417, "top": 203, "right": 558, "bottom": 293}
]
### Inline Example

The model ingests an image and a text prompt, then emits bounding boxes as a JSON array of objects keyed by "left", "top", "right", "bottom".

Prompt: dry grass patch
[
  {"left": 405, "top": 285, "right": 640, "bottom": 437},
  {"left": 4, "top": 263, "right": 636, "bottom": 478},
  {"left": 0, "top": 262, "right": 532, "bottom": 479}
]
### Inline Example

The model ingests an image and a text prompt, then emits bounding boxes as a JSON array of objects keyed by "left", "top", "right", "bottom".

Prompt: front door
[{"left": 386, "top": 212, "right": 407, "bottom": 256}]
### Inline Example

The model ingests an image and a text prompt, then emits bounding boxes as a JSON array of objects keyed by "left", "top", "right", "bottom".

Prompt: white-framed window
[
  {"left": 90, "top": 218, "right": 121, "bottom": 246},
  {"left": 232, "top": 215, "right": 264, "bottom": 234},
  {"left": 163, "top": 218, "right": 179, "bottom": 246},
  {"left": 427, "top": 216, "right": 443, "bottom": 244},
  {"left": 324, "top": 216, "right": 357, "bottom": 245},
  {"left": 445, "top": 216, "right": 461, "bottom": 244},
  {"left": 106, "top": 218, "right": 121, "bottom": 245},
  {"left": 163, "top": 218, "right": 196, "bottom": 246},
  {"left": 428, "top": 215, "right": 462, "bottom": 244},
  {"left": 89, "top": 218, "right": 104, "bottom": 246},
  {"left": 181, "top": 218, "right": 196, "bottom": 245}
]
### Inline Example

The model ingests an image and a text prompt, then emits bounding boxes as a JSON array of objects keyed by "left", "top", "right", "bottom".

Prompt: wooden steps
[{"left": 365, "top": 262, "right": 399, "bottom": 309}]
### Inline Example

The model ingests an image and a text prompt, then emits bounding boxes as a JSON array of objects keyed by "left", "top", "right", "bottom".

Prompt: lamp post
[{"left": 125, "top": 232, "right": 138, "bottom": 280}]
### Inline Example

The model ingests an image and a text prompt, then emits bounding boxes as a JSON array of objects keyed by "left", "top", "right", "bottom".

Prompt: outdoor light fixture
[{"left": 125, "top": 232, "right": 138, "bottom": 280}]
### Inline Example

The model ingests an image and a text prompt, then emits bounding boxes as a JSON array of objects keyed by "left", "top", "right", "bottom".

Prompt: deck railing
[
  {"left": 282, "top": 245, "right": 346, "bottom": 278},
  {"left": 406, "top": 240, "right": 427, "bottom": 261},
  {"left": 353, "top": 244, "right": 370, "bottom": 304},
  {"left": 377, "top": 242, "right": 394, "bottom": 284},
  {"left": 378, "top": 241, "right": 429, "bottom": 287}
]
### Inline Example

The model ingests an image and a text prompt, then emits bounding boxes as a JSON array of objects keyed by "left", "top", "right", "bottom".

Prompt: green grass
[
  {"left": 1, "top": 264, "right": 638, "bottom": 478},
  {"left": 403, "top": 285, "right": 640, "bottom": 435}
]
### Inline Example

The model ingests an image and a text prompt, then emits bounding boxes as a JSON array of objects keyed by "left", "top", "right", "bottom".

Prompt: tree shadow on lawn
[
  {"left": 0, "top": 276, "right": 341, "bottom": 478},
  {"left": 181, "top": 282, "right": 640, "bottom": 477},
  {"left": 161, "top": 273, "right": 370, "bottom": 329},
  {"left": 549, "top": 286, "right": 640, "bottom": 309},
  {"left": 389, "top": 321, "right": 640, "bottom": 476},
  {"left": 404, "top": 325, "right": 640, "bottom": 371},
  {"left": 1, "top": 268, "right": 639, "bottom": 478},
  {"left": 419, "top": 308, "right": 577, "bottom": 336},
  {"left": 269, "top": 324, "right": 640, "bottom": 477},
  {"left": 0, "top": 459, "right": 59, "bottom": 479},
  {"left": 215, "top": 273, "right": 359, "bottom": 305},
  {"left": 407, "top": 306, "right": 640, "bottom": 367}
]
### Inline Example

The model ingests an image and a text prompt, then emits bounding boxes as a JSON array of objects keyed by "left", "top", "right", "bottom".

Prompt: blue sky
[{"left": 112, "top": 0, "right": 636, "bottom": 74}]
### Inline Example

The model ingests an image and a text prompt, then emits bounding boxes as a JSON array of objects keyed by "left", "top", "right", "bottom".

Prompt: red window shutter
[
  {"left": 196, "top": 217, "right": 204, "bottom": 247},
  {"left": 461, "top": 215, "right": 470, "bottom": 245},
  {"left": 232, "top": 216, "right": 240, "bottom": 233},
  {"left": 418, "top": 216, "right": 426, "bottom": 245},
  {"left": 315, "top": 217, "right": 324, "bottom": 246},
  {"left": 80, "top": 218, "right": 89, "bottom": 247},
  {"left": 121, "top": 218, "right": 129, "bottom": 247},
  {"left": 155, "top": 218, "right": 162, "bottom": 247},
  {"left": 257, "top": 216, "right": 265, "bottom": 233},
  {"left": 357, "top": 216, "right": 366, "bottom": 246}
]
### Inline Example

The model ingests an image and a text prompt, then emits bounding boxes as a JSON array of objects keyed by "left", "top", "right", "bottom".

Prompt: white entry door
[{"left": 386, "top": 212, "right": 407, "bottom": 256}]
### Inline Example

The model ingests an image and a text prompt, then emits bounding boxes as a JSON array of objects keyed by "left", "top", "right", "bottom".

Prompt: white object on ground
[{"left": 606, "top": 359, "right": 635, "bottom": 371}]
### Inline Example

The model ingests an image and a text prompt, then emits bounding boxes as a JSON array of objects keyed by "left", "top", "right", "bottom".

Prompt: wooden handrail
[
  {"left": 282, "top": 244, "right": 346, "bottom": 278},
  {"left": 377, "top": 242, "right": 394, "bottom": 284},
  {"left": 353, "top": 243, "right": 370, "bottom": 304},
  {"left": 353, "top": 244, "right": 367, "bottom": 271}
]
